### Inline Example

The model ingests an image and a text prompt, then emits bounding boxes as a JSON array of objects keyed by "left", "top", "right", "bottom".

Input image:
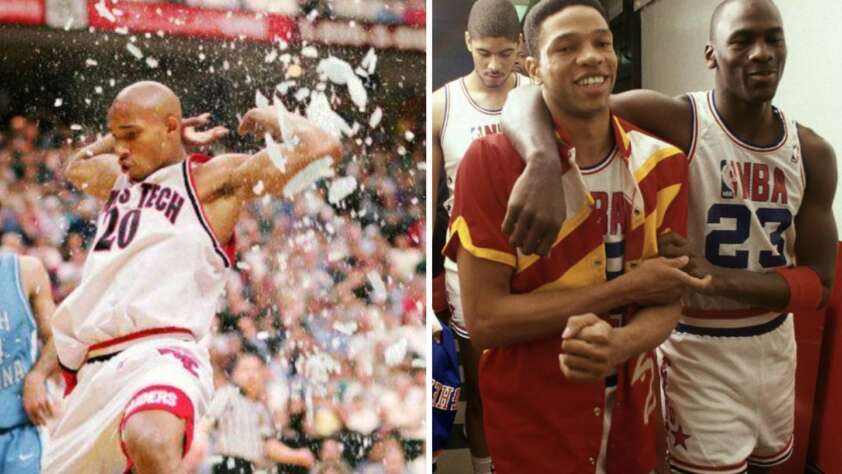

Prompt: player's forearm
[
  {"left": 501, "top": 84, "right": 560, "bottom": 170},
  {"left": 613, "top": 302, "right": 680, "bottom": 364},
  {"left": 65, "top": 134, "right": 116, "bottom": 186},
  {"left": 29, "top": 336, "right": 59, "bottom": 377},
  {"left": 465, "top": 278, "right": 634, "bottom": 350},
  {"left": 712, "top": 266, "right": 831, "bottom": 311}
]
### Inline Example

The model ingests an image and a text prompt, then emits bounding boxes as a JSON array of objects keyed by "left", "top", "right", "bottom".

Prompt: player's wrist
[{"left": 524, "top": 150, "right": 561, "bottom": 172}]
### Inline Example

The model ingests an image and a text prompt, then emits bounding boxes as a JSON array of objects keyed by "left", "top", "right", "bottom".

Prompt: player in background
[
  {"left": 431, "top": 1, "right": 529, "bottom": 471},
  {"left": 0, "top": 252, "right": 57, "bottom": 474},
  {"left": 500, "top": 0, "right": 837, "bottom": 471},
  {"left": 42, "top": 80, "right": 341, "bottom": 474}
]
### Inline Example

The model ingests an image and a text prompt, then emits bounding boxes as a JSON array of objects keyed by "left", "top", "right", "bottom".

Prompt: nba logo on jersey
[{"left": 720, "top": 160, "right": 735, "bottom": 199}]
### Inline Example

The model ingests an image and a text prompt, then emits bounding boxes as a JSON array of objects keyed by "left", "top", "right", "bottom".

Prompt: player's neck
[
  {"left": 547, "top": 105, "right": 613, "bottom": 168},
  {"left": 464, "top": 71, "right": 516, "bottom": 107},
  {"left": 713, "top": 88, "right": 782, "bottom": 146}
]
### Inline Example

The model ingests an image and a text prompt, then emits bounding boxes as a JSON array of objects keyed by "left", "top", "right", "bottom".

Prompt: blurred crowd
[
  {"left": 122, "top": 0, "right": 427, "bottom": 25},
  {"left": 0, "top": 114, "right": 426, "bottom": 474}
]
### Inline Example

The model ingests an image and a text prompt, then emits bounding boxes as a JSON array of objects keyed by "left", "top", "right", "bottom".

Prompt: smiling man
[
  {"left": 500, "top": 0, "right": 838, "bottom": 472},
  {"left": 443, "top": 1, "right": 710, "bottom": 472}
]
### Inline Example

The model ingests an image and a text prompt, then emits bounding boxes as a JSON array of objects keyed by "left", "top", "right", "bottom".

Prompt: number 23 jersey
[
  {"left": 53, "top": 154, "right": 234, "bottom": 370},
  {"left": 684, "top": 91, "right": 803, "bottom": 317}
]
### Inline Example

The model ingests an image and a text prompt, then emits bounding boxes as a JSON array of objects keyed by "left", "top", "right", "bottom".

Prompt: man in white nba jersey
[
  {"left": 431, "top": 1, "right": 530, "bottom": 471},
  {"left": 500, "top": 0, "right": 837, "bottom": 472},
  {"left": 42, "top": 81, "right": 341, "bottom": 474}
]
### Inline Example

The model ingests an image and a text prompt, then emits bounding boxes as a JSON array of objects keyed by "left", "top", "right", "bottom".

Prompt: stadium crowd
[{"left": 0, "top": 114, "right": 426, "bottom": 474}]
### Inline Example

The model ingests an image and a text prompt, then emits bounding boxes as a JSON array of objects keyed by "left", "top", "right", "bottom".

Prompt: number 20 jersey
[
  {"left": 52, "top": 154, "right": 234, "bottom": 370},
  {"left": 683, "top": 91, "right": 803, "bottom": 320}
]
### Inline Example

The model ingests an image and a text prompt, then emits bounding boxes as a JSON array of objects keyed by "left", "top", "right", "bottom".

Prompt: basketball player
[
  {"left": 42, "top": 81, "right": 341, "bottom": 474},
  {"left": 500, "top": 0, "right": 838, "bottom": 471},
  {"left": 445, "top": 1, "right": 711, "bottom": 472},
  {"left": 1, "top": 252, "right": 57, "bottom": 474},
  {"left": 431, "top": 1, "right": 528, "bottom": 471}
]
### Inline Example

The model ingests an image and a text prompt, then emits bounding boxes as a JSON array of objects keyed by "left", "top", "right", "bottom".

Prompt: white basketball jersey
[
  {"left": 53, "top": 155, "right": 233, "bottom": 369},
  {"left": 441, "top": 73, "right": 529, "bottom": 272},
  {"left": 683, "top": 91, "right": 804, "bottom": 320},
  {"left": 440, "top": 73, "right": 530, "bottom": 215}
]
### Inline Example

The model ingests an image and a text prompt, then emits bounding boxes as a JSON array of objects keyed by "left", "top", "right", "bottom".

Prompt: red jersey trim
[{"left": 181, "top": 156, "right": 235, "bottom": 267}]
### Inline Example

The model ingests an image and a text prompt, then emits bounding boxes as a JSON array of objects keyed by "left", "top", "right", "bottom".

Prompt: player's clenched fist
[{"left": 559, "top": 313, "right": 628, "bottom": 383}]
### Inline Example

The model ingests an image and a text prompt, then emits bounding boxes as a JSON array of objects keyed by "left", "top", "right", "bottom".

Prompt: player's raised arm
[
  {"left": 230, "top": 106, "right": 342, "bottom": 199},
  {"left": 64, "top": 134, "right": 121, "bottom": 200}
]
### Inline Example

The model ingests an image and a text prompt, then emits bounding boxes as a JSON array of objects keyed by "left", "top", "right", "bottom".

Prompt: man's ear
[
  {"left": 465, "top": 31, "right": 472, "bottom": 52},
  {"left": 525, "top": 56, "right": 541, "bottom": 85},
  {"left": 704, "top": 43, "right": 717, "bottom": 70}
]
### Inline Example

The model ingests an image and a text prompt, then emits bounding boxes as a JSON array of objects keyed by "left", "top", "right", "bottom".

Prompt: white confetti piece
[
  {"left": 63, "top": 17, "right": 74, "bottom": 31},
  {"left": 328, "top": 176, "right": 357, "bottom": 204},
  {"left": 252, "top": 180, "right": 265, "bottom": 195},
  {"left": 307, "top": 92, "right": 352, "bottom": 137},
  {"left": 95, "top": 0, "right": 116, "bottom": 22},
  {"left": 70, "top": 124, "right": 82, "bottom": 131},
  {"left": 126, "top": 43, "right": 143, "bottom": 59},
  {"left": 115, "top": 26, "right": 128, "bottom": 35},
  {"left": 85, "top": 58, "right": 98, "bottom": 67},
  {"left": 317, "top": 56, "right": 355, "bottom": 85},
  {"left": 405, "top": 131, "right": 415, "bottom": 141},
  {"left": 294, "top": 88, "right": 310, "bottom": 102},
  {"left": 347, "top": 76, "right": 367, "bottom": 110},
  {"left": 361, "top": 47, "right": 378, "bottom": 75},
  {"left": 264, "top": 49, "right": 278, "bottom": 63},
  {"left": 301, "top": 46, "right": 318, "bottom": 58},
  {"left": 255, "top": 90, "right": 270, "bottom": 109},
  {"left": 264, "top": 133, "right": 286, "bottom": 173},
  {"left": 54, "top": 98, "right": 63, "bottom": 107},
  {"left": 368, "top": 107, "right": 382, "bottom": 128},
  {"left": 145, "top": 57, "right": 159, "bottom": 68},
  {"left": 282, "top": 157, "right": 334, "bottom": 198}
]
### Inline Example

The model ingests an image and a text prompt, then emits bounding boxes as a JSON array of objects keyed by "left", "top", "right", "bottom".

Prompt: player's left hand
[
  {"left": 22, "top": 371, "right": 54, "bottom": 426},
  {"left": 503, "top": 158, "right": 566, "bottom": 257},
  {"left": 559, "top": 313, "right": 625, "bottom": 382},
  {"left": 658, "top": 232, "right": 721, "bottom": 294},
  {"left": 182, "top": 113, "right": 229, "bottom": 146}
]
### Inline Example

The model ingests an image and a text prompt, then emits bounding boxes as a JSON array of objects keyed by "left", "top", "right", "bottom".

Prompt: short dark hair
[
  {"left": 709, "top": 0, "right": 780, "bottom": 41},
  {"left": 467, "top": 0, "right": 521, "bottom": 42},
  {"left": 523, "top": 0, "right": 609, "bottom": 57}
]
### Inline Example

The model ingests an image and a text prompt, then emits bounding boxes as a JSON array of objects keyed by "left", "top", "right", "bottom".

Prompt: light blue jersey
[{"left": 0, "top": 253, "right": 41, "bottom": 474}]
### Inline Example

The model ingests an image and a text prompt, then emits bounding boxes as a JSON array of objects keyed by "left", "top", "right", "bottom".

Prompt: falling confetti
[
  {"left": 328, "top": 176, "right": 357, "bottom": 204},
  {"left": 125, "top": 43, "right": 143, "bottom": 60},
  {"left": 282, "top": 157, "right": 334, "bottom": 198},
  {"left": 368, "top": 107, "right": 383, "bottom": 128}
]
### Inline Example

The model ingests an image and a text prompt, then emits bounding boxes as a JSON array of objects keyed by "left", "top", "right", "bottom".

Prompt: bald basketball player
[
  {"left": 500, "top": 0, "right": 837, "bottom": 472},
  {"left": 43, "top": 81, "right": 341, "bottom": 474}
]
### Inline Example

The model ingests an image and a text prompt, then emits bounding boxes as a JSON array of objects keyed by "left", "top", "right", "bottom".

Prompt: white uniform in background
[
  {"left": 45, "top": 155, "right": 233, "bottom": 474},
  {"left": 660, "top": 91, "right": 803, "bottom": 474},
  {"left": 440, "top": 73, "right": 530, "bottom": 338}
]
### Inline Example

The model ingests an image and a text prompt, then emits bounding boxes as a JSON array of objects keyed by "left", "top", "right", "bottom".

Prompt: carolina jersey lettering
[
  {"left": 684, "top": 91, "right": 803, "bottom": 319},
  {"left": 0, "top": 254, "right": 37, "bottom": 428}
]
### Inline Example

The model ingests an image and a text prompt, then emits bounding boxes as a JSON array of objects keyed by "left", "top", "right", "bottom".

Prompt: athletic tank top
[
  {"left": 0, "top": 253, "right": 37, "bottom": 428},
  {"left": 52, "top": 154, "right": 234, "bottom": 369},
  {"left": 580, "top": 146, "right": 628, "bottom": 326},
  {"left": 683, "top": 91, "right": 804, "bottom": 324},
  {"left": 441, "top": 73, "right": 530, "bottom": 271}
]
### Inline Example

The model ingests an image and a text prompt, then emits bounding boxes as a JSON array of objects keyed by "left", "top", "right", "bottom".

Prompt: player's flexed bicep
[{"left": 230, "top": 106, "right": 342, "bottom": 199}]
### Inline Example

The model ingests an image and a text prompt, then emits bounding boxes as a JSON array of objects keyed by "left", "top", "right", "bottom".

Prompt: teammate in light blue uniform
[{"left": 0, "top": 253, "right": 58, "bottom": 474}]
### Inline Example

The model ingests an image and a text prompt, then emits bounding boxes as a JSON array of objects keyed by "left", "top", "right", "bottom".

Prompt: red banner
[
  {"left": 0, "top": 0, "right": 44, "bottom": 25},
  {"left": 87, "top": 0, "right": 296, "bottom": 43}
]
